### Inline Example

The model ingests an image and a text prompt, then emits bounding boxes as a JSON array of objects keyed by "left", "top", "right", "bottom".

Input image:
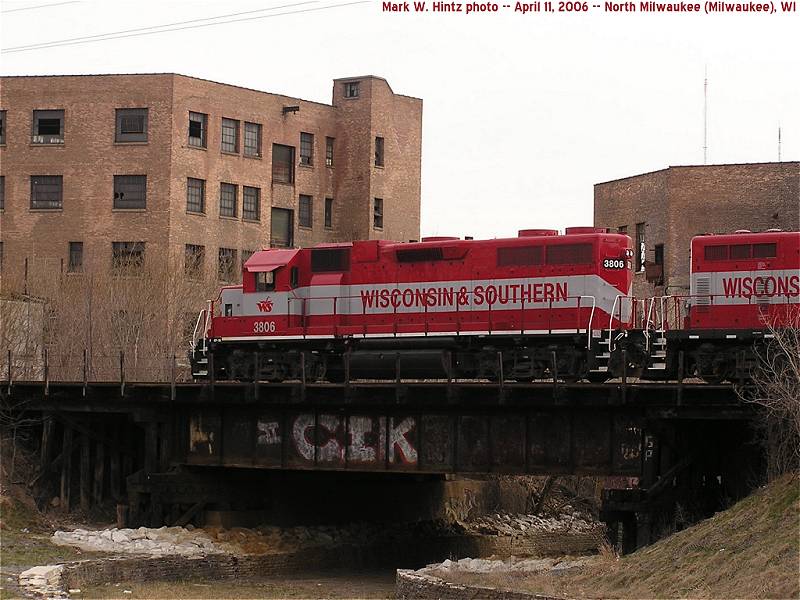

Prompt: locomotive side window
[
  {"left": 397, "top": 248, "right": 445, "bottom": 262},
  {"left": 704, "top": 245, "right": 728, "bottom": 260},
  {"left": 752, "top": 243, "right": 777, "bottom": 258},
  {"left": 255, "top": 271, "right": 275, "bottom": 292},
  {"left": 290, "top": 267, "right": 299, "bottom": 288},
  {"left": 730, "top": 244, "right": 751, "bottom": 259},
  {"left": 546, "top": 243, "right": 593, "bottom": 265},
  {"left": 497, "top": 246, "right": 542, "bottom": 266},
  {"left": 311, "top": 248, "right": 350, "bottom": 272}
]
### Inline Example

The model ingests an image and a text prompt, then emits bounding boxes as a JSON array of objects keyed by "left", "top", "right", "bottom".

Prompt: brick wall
[
  {"left": 594, "top": 162, "right": 800, "bottom": 297},
  {"left": 0, "top": 73, "right": 423, "bottom": 288}
]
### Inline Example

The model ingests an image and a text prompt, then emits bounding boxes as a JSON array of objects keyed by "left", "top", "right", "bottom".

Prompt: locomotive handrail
[{"left": 274, "top": 291, "right": 603, "bottom": 342}]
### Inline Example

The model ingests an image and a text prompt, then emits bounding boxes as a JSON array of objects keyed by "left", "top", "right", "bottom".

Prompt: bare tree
[{"left": 741, "top": 312, "right": 800, "bottom": 479}]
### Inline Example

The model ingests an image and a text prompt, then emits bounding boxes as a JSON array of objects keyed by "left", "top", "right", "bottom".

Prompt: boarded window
[
  {"left": 30, "top": 175, "right": 63, "bottom": 209},
  {"left": 113, "top": 175, "right": 146, "bottom": 209},
  {"left": 219, "top": 183, "right": 237, "bottom": 218},
  {"left": 68, "top": 242, "right": 83, "bottom": 273},
  {"left": 270, "top": 208, "right": 294, "bottom": 248},
  {"left": 324, "top": 197, "right": 333, "bottom": 228},
  {"left": 497, "top": 246, "right": 543, "bottom": 267},
  {"left": 243, "top": 186, "right": 260, "bottom": 221},
  {"left": 311, "top": 248, "right": 350, "bottom": 272},
  {"left": 299, "top": 195, "right": 312, "bottom": 228},
  {"left": 373, "top": 197, "right": 383, "bottom": 229},
  {"left": 0, "top": 110, "right": 6, "bottom": 145},
  {"left": 546, "top": 244, "right": 593, "bottom": 265},
  {"left": 272, "top": 144, "right": 295, "bottom": 184},
  {"left": 185, "top": 244, "right": 205, "bottom": 277},
  {"left": 218, "top": 247, "right": 238, "bottom": 281},
  {"left": 704, "top": 245, "right": 728, "bottom": 261},
  {"left": 112, "top": 241, "right": 145, "bottom": 271},
  {"left": 0, "top": 176, "right": 4, "bottom": 210},
  {"left": 115, "top": 108, "right": 148, "bottom": 142},
  {"left": 375, "top": 136, "right": 384, "bottom": 167},
  {"left": 753, "top": 243, "right": 777, "bottom": 258}
]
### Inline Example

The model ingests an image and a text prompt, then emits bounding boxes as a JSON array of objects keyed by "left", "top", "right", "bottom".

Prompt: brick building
[
  {"left": 594, "top": 161, "right": 800, "bottom": 297},
  {"left": 0, "top": 73, "right": 422, "bottom": 285}
]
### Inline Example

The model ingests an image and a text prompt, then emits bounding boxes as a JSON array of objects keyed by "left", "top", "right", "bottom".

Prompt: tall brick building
[
  {"left": 594, "top": 161, "right": 800, "bottom": 297},
  {"left": 0, "top": 73, "right": 422, "bottom": 285}
]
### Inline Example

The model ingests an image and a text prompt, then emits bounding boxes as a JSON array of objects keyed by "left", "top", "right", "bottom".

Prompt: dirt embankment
[{"left": 428, "top": 473, "right": 800, "bottom": 599}]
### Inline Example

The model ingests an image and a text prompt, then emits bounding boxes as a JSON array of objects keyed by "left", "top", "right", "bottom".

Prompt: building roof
[
  {"left": 594, "top": 161, "right": 799, "bottom": 186},
  {"left": 0, "top": 72, "right": 423, "bottom": 107}
]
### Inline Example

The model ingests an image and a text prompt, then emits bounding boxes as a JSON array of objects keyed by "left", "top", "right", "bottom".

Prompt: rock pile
[
  {"left": 461, "top": 510, "right": 600, "bottom": 536},
  {"left": 18, "top": 565, "right": 67, "bottom": 599},
  {"left": 424, "top": 555, "right": 594, "bottom": 576},
  {"left": 52, "top": 526, "right": 222, "bottom": 556}
]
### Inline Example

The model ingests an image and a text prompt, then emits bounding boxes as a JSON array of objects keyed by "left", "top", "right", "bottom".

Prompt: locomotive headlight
[{"left": 624, "top": 249, "right": 634, "bottom": 258}]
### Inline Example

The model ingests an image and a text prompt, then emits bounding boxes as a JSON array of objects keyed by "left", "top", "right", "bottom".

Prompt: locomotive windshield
[{"left": 255, "top": 271, "right": 275, "bottom": 292}]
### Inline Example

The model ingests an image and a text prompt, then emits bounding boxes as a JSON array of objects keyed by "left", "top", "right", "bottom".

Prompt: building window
[
  {"left": 654, "top": 244, "right": 664, "bottom": 266},
  {"left": 344, "top": 81, "right": 360, "bottom": 98},
  {"left": 186, "top": 177, "right": 205, "bottom": 213},
  {"left": 112, "top": 241, "right": 145, "bottom": 272},
  {"left": 243, "top": 186, "right": 260, "bottom": 221},
  {"left": 115, "top": 108, "right": 148, "bottom": 143},
  {"left": 617, "top": 225, "right": 627, "bottom": 234},
  {"left": 244, "top": 122, "right": 262, "bottom": 157},
  {"left": 30, "top": 175, "right": 63, "bottom": 209},
  {"left": 324, "top": 197, "right": 333, "bottom": 229},
  {"left": 300, "top": 132, "right": 314, "bottom": 165},
  {"left": 0, "top": 110, "right": 6, "bottom": 145},
  {"left": 113, "top": 175, "right": 147, "bottom": 209},
  {"left": 188, "top": 111, "right": 207, "bottom": 148},
  {"left": 32, "top": 110, "right": 64, "bottom": 144},
  {"left": 635, "top": 222, "right": 645, "bottom": 272},
  {"left": 241, "top": 249, "right": 255, "bottom": 269},
  {"left": 185, "top": 244, "right": 205, "bottom": 278},
  {"left": 373, "top": 197, "right": 383, "bottom": 229},
  {"left": 218, "top": 247, "right": 238, "bottom": 281},
  {"left": 68, "top": 242, "right": 83, "bottom": 273},
  {"left": 325, "top": 137, "right": 334, "bottom": 167},
  {"left": 299, "top": 195, "right": 312, "bottom": 228},
  {"left": 221, "top": 118, "right": 239, "bottom": 153},
  {"left": 272, "top": 144, "right": 295, "bottom": 184},
  {"left": 270, "top": 208, "right": 294, "bottom": 248},
  {"left": 219, "top": 183, "right": 238, "bottom": 218},
  {"left": 375, "top": 136, "right": 384, "bottom": 167},
  {"left": 0, "top": 176, "right": 4, "bottom": 210}
]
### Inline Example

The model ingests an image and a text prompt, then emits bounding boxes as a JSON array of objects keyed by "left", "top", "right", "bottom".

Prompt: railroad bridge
[{"left": 2, "top": 363, "right": 759, "bottom": 552}]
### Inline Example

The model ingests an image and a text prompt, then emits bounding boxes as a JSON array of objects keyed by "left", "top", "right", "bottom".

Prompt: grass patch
[{"left": 436, "top": 473, "right": 800, "bottom": 599}]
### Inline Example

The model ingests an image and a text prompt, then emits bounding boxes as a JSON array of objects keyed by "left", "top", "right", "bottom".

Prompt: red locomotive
[
  {"left": 655, "top": 230, "right": 800, "bottom": 382},
  {"left": 192, "top": 228, "right": 633, "bottom": 381},
  {"left": 191, "top": 228, "right": 799, "bottom": 383}
]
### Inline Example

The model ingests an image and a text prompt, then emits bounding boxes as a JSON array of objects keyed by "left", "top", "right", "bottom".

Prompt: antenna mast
[{"left": 703, "top": 66, "right": 708, "bottom": 165}]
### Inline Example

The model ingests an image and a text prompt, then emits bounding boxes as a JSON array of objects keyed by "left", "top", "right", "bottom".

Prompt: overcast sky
[{"left": 2, "top": 0, "right": 798, "bottom": 239}]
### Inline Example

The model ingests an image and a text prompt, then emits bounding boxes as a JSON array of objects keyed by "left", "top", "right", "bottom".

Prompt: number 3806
[
  {"left": 253, "top": 321, "right": 276, "bottom": 333},
  {"left": 603, "top": 258, "right": 626, "bottom": 269}
]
